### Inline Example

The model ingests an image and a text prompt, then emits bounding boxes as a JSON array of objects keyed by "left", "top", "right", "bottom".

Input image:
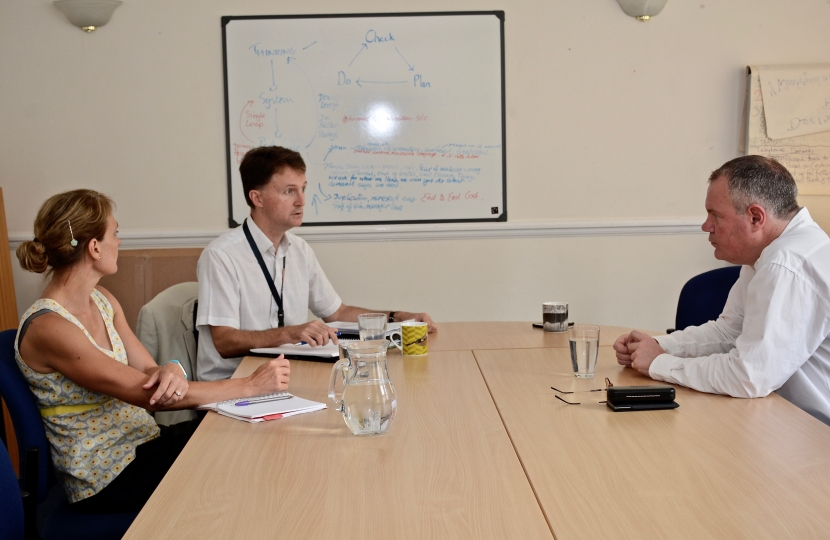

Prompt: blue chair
[
  {"left": 0, "top": 329, "right": 138, "bottom": 540},
  {"left": 673, "top": 266, "right": 741, "bottom": 332},
  {"left": 0, "top": 437, "right": 24, "bottom": 540}
]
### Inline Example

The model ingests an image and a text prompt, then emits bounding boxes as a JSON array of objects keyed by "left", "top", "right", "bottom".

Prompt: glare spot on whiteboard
[{"left": 367, "top": 102, "right": 399, "bottom": 139}]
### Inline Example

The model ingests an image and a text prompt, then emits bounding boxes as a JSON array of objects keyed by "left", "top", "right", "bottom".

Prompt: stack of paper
[{"left": 197, "top": 392, "right": 326, "bottom": 423}]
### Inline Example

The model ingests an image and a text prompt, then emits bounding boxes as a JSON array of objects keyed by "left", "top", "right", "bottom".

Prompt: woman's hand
[
  {"left": 247, "top": 356, "right": 291, "bottom": 394},
  {"left": 143, "top": 363, "right": 189, "bottom": 407}
]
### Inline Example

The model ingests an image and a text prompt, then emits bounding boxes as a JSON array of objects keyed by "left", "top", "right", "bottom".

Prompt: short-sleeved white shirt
[{"left": 196, "top": 217, "right": 342, "bottom": 381}]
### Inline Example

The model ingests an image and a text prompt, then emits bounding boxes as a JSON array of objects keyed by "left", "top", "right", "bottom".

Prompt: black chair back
[{"left": 675, "top": 266, "right": 741, "bottom": 331}]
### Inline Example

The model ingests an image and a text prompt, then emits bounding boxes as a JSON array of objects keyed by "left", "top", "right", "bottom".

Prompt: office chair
[
  {"left": 671, "top": 266, "right": 741, "bottom": 332},
  {"left": 1, "top": 437, "right": 24, "bottom": 540},
  {"left": 0, "top": 329, "right": 138, "bottom": 540},
  {"left": 136, "top": 281, "right": 199, "bottom": 425}
]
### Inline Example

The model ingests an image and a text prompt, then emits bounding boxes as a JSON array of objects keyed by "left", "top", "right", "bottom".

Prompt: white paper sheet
[{"left": 758, "top": 64, "right": 830, "bottom": 140}]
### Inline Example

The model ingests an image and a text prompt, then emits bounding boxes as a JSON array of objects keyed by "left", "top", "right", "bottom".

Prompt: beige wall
[{"left": 3, "top": 0, "right": 829, "bottom": 331}]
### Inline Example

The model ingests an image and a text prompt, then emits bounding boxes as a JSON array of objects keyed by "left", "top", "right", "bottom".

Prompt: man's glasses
[{"left": 551, "top": 378, "right": 613, "bottom": 405}]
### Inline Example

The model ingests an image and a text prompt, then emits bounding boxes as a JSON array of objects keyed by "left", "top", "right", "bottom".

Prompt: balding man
[{"left": 614, "top": 155, "right": 830, "bottom": 425}]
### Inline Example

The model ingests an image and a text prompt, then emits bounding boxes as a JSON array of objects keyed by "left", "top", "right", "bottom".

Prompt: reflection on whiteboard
[
  {"left": 746, "top": 66, "right": 830, "bottom": 195},
  {"left": 222, "top": 12, "right": 506, "bottom": 226}
]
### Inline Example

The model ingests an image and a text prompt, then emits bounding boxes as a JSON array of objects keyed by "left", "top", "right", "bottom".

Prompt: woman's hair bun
[{"left": 16, "top": 240, "right": 49, "bottom": 274}]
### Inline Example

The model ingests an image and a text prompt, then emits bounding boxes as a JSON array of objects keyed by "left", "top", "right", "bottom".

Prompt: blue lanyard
[{"left": 242, "top": 219, "right": 286, "bottom": 328}]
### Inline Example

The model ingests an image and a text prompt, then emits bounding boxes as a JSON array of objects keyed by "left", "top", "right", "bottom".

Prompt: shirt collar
[
  {"left": 245, "top": 217, "right": 291, "bottom": 257},
  {"left": 783, "top": 206, "right": 812, "bottom": 232},
  {"left": 755, "top": 207, "right": 813, "bottom": 267}
]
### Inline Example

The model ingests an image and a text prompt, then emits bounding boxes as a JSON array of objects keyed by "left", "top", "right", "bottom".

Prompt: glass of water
[
  {"left": 569, "top": 325, "right": 600, "bottom": 378},
  {"left": 358, "top": 312, "right": 387, "bottom": 341}
]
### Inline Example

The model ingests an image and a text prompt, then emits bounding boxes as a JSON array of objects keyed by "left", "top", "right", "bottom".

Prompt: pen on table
[
  {"left": 298, "top": 331, "right": 341, "bottom": 345},
  {"left": 235, "top": 394, "right": 292, "bottom": 407}
]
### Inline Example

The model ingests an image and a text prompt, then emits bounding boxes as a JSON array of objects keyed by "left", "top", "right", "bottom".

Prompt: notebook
[
  {"left": 250, "top": 340, "right": 356, "bottom": 362},
  {"left": 197, "top": 392, "right": 326, "bottom": 423}
]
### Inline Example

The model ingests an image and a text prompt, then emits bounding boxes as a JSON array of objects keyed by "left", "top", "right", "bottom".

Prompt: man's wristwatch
[{"left": 388, "top": 311, "right": 397, "bottom": 323}]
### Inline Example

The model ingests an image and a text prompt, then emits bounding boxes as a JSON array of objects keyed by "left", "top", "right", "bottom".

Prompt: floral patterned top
[{"left": 15, "top": 290, "right": 160, "bottom": 503}]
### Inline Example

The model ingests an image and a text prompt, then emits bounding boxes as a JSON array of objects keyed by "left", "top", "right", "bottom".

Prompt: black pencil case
[{"left": 606, "top": 385, "right": 678, "bottom": 412}]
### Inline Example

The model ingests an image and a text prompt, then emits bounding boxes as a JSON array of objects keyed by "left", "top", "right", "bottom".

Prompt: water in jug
[{"left": 328, "top": 340, "right": 397, "bottom": 436}]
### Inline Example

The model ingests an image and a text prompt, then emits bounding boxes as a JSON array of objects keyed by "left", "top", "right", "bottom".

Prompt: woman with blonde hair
[{"left": 15, "top": 188, "right": 290, "bottom": 513}]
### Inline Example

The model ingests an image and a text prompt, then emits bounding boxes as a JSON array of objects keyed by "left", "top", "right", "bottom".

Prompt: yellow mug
[{"left": 399, "top": 322, "right": 428, "bottom": 356}]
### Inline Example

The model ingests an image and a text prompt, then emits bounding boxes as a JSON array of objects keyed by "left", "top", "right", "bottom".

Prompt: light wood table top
[
  {"left": 475, "top": 346, "right": 830, "bottom": 540},
  {"left": 429, "top": 321, "right": 649, "bottom": 351},
  {"left": 124, "top": 349, "right": 553, "bottom": 540}
]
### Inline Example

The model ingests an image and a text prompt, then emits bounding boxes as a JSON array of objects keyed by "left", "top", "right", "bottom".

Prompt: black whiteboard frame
[{"left": 221, "top": 11, "right": 507, "bottom": 228}]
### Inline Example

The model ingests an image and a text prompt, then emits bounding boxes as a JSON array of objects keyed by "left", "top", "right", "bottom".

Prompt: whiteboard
[
  {"left": 746, "top": 66, "right": 830, "bottom": 195},
  {"left": 222, "top": 12, "right": 506, "bottom": 227}
]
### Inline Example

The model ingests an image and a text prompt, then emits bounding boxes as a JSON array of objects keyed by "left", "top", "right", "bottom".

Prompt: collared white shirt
[
  {"left": 650, "top": 208, "right": 830, "bottom": 425},
  {"left": 196, "top": 217, "right": 342, "bottom": 381}
]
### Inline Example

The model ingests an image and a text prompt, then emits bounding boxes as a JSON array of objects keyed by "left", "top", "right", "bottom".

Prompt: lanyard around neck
[{"left": 242, "top": 219, "right": 286, "bottom": 328}]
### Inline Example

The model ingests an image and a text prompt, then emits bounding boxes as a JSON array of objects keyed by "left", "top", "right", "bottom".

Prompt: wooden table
[
  {"left": 476, "top": 346, "right": 830, "bottom": 540},
  {"left": 124, "top": 323, "right": 830, "bottom": 539},
  {"left": 124, "top": 349, "right": 552, "bottom": 539}
]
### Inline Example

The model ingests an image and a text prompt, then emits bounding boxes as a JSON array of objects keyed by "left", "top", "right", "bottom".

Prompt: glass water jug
[{"left": 328, "top": 340, "right": 397, "bottom": 436}]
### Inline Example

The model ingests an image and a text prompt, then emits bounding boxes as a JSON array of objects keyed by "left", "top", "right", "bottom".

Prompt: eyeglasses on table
[{"left": 551, "top": 377, "right": 613, "bottom": 405}]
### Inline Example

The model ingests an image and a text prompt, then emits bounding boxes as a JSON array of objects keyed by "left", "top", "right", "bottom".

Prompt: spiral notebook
[{"left": 197, "top": 392, "right": 326, "bottom": 423}]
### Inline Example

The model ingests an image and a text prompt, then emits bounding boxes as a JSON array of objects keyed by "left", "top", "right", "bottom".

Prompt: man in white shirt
[
  {"left": 197, "top": 146, "right": 437, "bottom": 381},
  {"left": 614, "top": 155, "right": 830, "bottom": 425}
]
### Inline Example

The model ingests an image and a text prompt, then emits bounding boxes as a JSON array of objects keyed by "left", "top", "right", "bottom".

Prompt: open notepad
[
  {"left": 249, "top": 320, "right": 406, "bottom": 360},
  {"left": 197, "top": 392, "right": 326, "bottom": 423},
  {"left": 250, "top": 340, "right": 354, "bottom": 361}
]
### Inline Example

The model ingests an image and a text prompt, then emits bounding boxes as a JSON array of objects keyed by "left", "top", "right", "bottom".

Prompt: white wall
[{"left": 3, "top": 0, "right": 830, "bottom": 331}]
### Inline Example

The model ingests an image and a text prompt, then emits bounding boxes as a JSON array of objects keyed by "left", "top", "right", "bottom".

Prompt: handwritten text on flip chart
[
  {"left": 748, "top": 66, "right": 830, "bottom": 195},
  {"left": 758, "top": 65, "right": 830, "bottom": 140}
]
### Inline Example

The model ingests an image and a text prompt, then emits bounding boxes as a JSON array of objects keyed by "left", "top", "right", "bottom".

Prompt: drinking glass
[
  {"left": 569, "top": 325, "right": 600, "bottom": 378},
  {"left": 358, "top": 313, "right": 387, "bottom": 341}
]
